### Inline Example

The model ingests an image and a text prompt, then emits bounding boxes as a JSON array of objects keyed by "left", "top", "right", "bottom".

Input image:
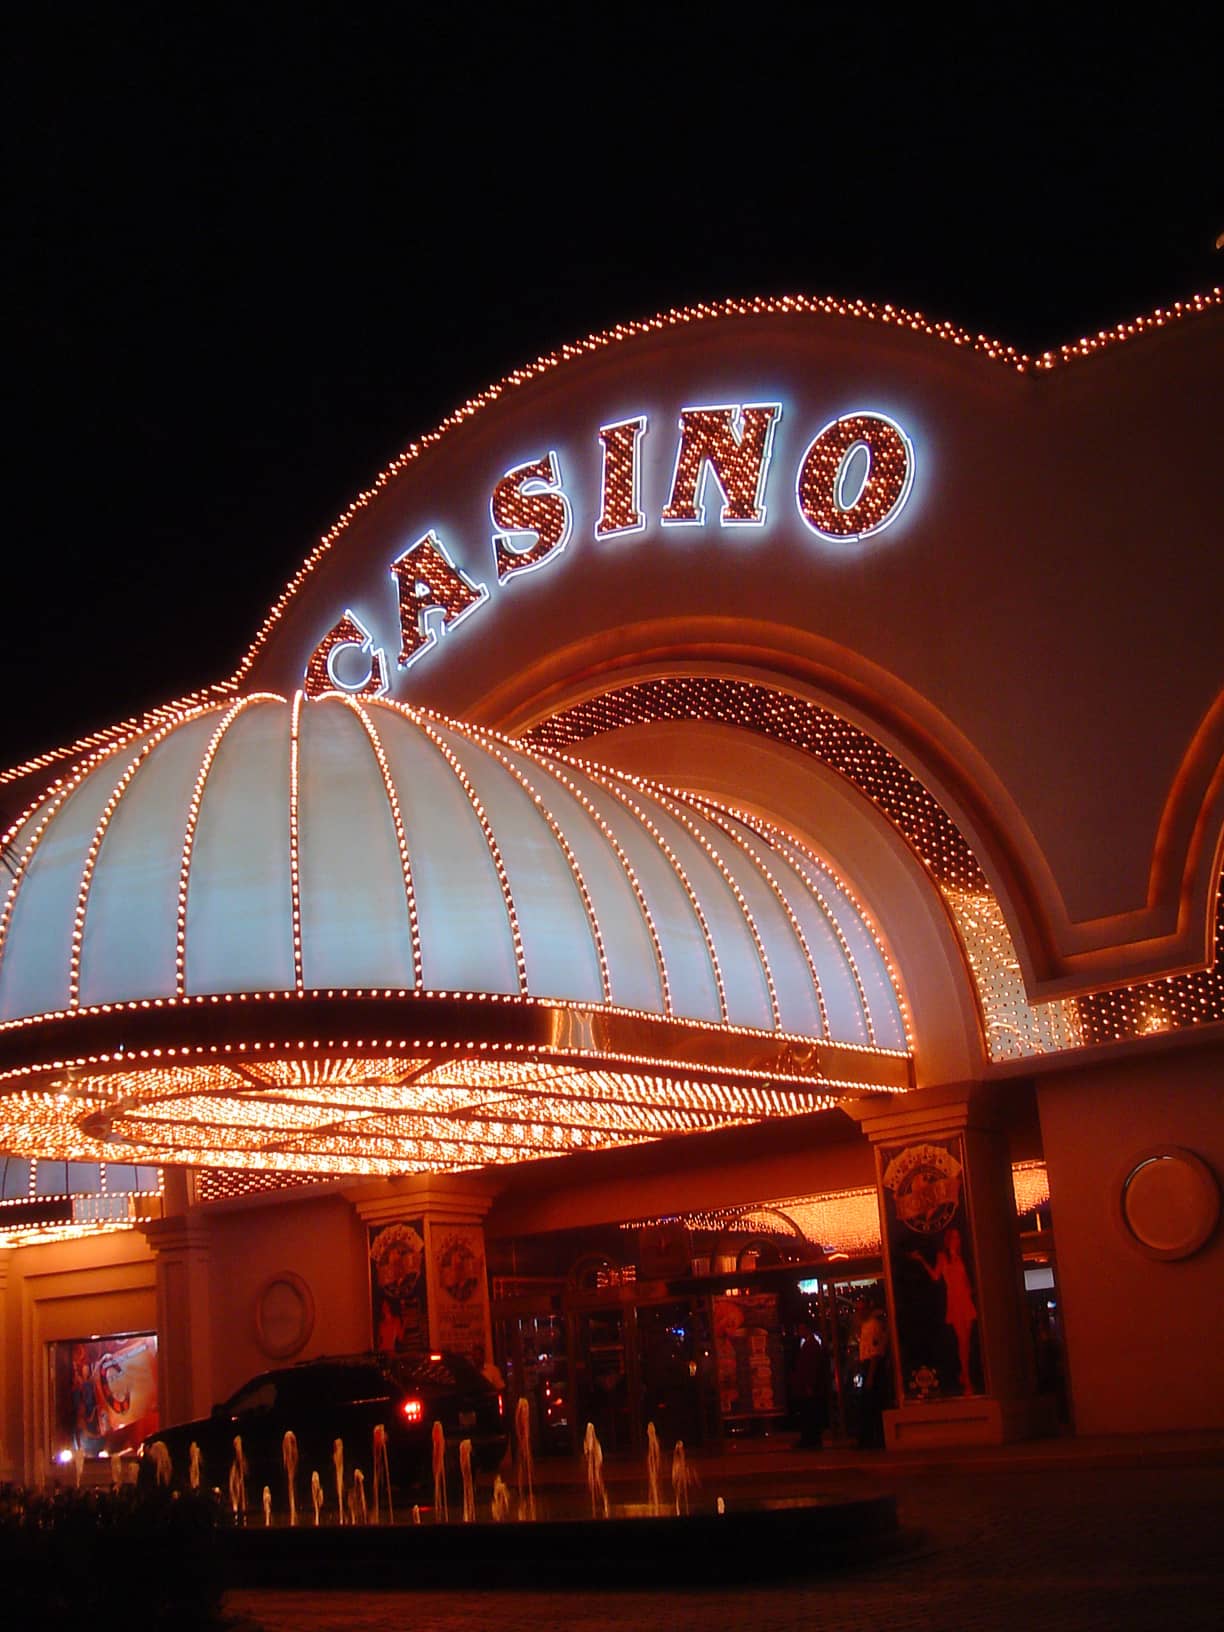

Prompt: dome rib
[
  {"left": 605, "top": 769, "right": 781, "bottom": 1030},
  {"left": 176, "top": 695, "right": 279, "bottom": 999},
  {"left": 687, "top": 800, "right": 831, "bottom": 1039},
  {"left": 288, "top": 689, "right": 305, "bottom": 991},
  {"left": 72, "top": 707, "right": 213, "bottom": 1009},
  {"left": 755, "top": 822, "right": 884, "bottom": 1047},
  {"left": 576, "top": 759, "right": 728, "bottom": 1023},
  {"left": 406, "top": 705, "right": 528, "bottom": 997},
  {"left": 513, "top": 742, "right": 672, "bottom": 1015},
  {"left": 341, "top": 696, "right": 424, "bottom": 989},
  {"left": 0, "top": 732, "right": 157, "bottom": 1021},
  {"left": 441, "top": 717, "right": 611, "bottom": 1006}
]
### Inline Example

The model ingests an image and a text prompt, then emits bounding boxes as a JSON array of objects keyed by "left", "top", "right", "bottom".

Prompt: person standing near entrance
[
  {"left": 855, "top": 1299, "right": 890, "bottom": 1448},
  {"left": 791, "top": 1319, "right": 828, "bottom": 1448}
]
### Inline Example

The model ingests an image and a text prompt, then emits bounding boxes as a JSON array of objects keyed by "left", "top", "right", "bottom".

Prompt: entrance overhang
[{"left": 0, "top": 696, "right": 912, "bottom": 1175}]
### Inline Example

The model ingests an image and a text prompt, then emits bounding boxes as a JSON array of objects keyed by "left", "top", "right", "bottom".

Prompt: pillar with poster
[{"left": 879, "top": 1137, "right": 985, "bottom": 1401}]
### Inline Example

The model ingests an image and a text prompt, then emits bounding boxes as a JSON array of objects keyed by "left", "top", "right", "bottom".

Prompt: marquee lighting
[
  {"left": 0, "top": 290, "right": 1216, "bottom": 799},
  {"left": 301, "top": 395, "right": 916, "bottom": 699},
  {"left": 621, "top": 1162, "right": 1053, "bottom": 1259},
  {"left": 0, "top": 1047, "right": 871, "bottom": 1175}
]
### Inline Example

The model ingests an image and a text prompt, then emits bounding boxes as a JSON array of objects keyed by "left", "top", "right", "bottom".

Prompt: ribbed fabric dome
[{"left": 0, "top": 693, "right": 905, "bottom": 1050}]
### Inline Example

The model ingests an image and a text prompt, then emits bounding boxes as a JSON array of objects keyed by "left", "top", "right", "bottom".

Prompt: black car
[{"left": 140, "top": 1351, "right": 507, "bottom": 1514}]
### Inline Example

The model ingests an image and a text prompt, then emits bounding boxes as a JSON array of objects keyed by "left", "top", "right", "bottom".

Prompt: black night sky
[{"left": 9, "top": 14, "right": 1221, "bottom": 770}]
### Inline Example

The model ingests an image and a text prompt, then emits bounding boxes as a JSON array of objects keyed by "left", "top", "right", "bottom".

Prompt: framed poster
[
  {"left": 879, "top": 1136, "right": 986, "bottom": 1400},
  {"left": 428, "top": 1222, "right": 489, "bottom": 1361},
  {"left": 49, "top": 1331, "right": 159, "bottom": 1459},
  {"left": 368, "top": 1218, "right": 428, "bottom": 1354}
]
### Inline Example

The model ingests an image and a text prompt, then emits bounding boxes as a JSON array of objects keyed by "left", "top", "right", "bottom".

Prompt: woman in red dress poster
[{"left": 910, "top": 1226, "right": 978, "bottom": 1393}]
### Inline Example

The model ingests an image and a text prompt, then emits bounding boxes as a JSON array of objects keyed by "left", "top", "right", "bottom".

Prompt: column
[
  {"left": 848, "top": 1083, "right": 1050, "bottom": 1447},
  {"left": 0, "top": 1248, "right": 14, "bottom": 1480},
  {"left": 141, "top": 1207, "right": 214, "bottom": 1427},
  {"left": 350, "top": 1178, "right": 496, "bottom": 1363}
]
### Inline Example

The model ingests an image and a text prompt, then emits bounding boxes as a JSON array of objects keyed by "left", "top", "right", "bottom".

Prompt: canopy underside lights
[{"left": 0, "top": 993, "right": 910, "bottom": 1176}]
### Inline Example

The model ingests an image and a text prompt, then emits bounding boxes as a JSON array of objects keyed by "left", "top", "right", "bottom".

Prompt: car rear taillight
[
  {"left": 497, "top": 1392, "right": 505, "bottom": 1418},
  {"left": 400, "top": 1396, "right": 425, "bottom": 1425}
]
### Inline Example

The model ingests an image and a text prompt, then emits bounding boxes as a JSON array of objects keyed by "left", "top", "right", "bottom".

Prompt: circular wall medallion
[
  {"left": 1120, "top": 1148, "right": 1220, "bottom": 1261},
  {"left": 254, "top": 1271, "right": 315, "bottom": 1358}
]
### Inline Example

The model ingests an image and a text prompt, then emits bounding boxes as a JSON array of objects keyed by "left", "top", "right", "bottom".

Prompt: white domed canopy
[{"left": 0, "top": 694, "right": 910, "bottom": 1176}]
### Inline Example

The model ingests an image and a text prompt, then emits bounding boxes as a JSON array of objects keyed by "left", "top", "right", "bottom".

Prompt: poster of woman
[
  {"left": 368, "top": 1218, "right": 427, "bottom": 1354},
  {"left": 879, "top": 1137, "right": 986, "bottom": 1400}
]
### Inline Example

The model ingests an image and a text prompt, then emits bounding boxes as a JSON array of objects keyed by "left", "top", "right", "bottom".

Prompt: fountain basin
[{"left": 220, "top": 1493, "right": 903, "bottom": 1588}]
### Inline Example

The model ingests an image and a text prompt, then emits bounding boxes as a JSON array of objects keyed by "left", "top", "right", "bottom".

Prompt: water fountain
[
  {"left": 583, "top": 1422, "right": 609, "bottom": 1519},
  {"left": 431, "top": 1421, "right": 448, "bottom": 1522},
  {"left": 282, "top": 1431, "right": 298, "bottom": 1527},
  {"left": 372, "top": 1424, "right": 393, "bottom": 1525},
  {"left": 459, "top": 1439, "right": 475, "bottom": 1522},
  {"left": 218, "top": 1399, "right": 901, "bottom": 1586},
  {"left": 646, "top": 1422, "right": 662, "bottom": 1516},
  {"left": 228, "top": 1437, "right": 247, "bottom": 1522},
  {"left": 514, "top": 1396, "right": 535, "bottom": 1520},
  {"left": 332, "top": 1438, "right": 345, "bottom": 1525},
  {"left": 150, "top": 1441, "right": 172, "bottom": 1488},
  {"left": 671, "top": 1440, "right": 692, "bottom": 1516}
]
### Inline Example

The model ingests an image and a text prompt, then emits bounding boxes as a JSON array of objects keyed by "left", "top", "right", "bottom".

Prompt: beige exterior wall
[
  {"left": 202, "top": 1192, "right": 371, "bottom": 1407},
  {"left": 1037, "top": 1041, "right": 1224, "bottom": 1434}
]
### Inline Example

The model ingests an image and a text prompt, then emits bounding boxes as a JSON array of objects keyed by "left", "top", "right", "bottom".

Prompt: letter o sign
[{"left": 795, "top": 411, "right": 915, "bottom": 543}]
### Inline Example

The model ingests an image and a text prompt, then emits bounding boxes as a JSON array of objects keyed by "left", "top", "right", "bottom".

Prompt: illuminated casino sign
[{"left": 303, "top": 404, "right": 915, "bottom": 698}]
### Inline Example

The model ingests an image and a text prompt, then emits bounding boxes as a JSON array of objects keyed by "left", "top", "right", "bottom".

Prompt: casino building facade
[{"left": 0, "top": 291, "right": 1220, "bottom": 1482}]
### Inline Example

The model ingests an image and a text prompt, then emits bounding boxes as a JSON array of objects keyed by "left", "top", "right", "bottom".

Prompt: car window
[
  {"left": 384, "top": 1355, "right": 461, "bottom": 1389},
  {"left": 279, "top": 1363, "right": 387, "bottom": 1407},
  {"left": 329, "top": 1365, "right": 388, "bottom": 1404},
  {"left": 225, "top": 1379, "right": 277, "bottom": 1415}
]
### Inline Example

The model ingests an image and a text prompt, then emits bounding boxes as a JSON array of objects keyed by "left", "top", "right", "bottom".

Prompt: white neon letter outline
[
  {"left": 391, "top": 530, "right": 490, "bottom": 669},
  {"left": 324, "top": 610, "right": 390, "bottom": 697},
  {"left": 794, "top": 409, "right": 916, "bottom": 544},
  {"left": 491, "top": 450, "right": 573, "bottom": 583},
  {"left": 660, "top": 402, "right": 782, "bottom": 529},
  {"left": 594, "top": 415, "right": 648, "bottom": 539}
]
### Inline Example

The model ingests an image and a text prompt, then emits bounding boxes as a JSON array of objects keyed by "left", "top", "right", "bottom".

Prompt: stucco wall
[
  {"left": 204, "top": 1192, "right": 371, "bottom": 1408},
  {"left": 1037, "top": 1042, "right": 1224, "bottom": 1434}
]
